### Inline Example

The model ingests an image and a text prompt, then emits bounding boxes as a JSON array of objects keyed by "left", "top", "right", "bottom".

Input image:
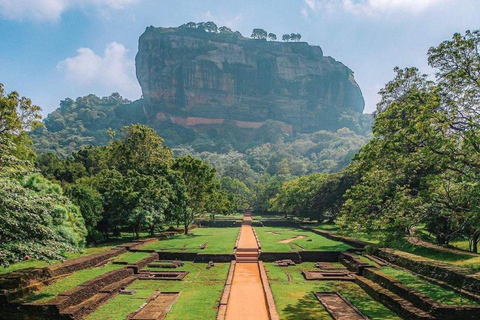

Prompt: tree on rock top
[{"left": 252, "top": 28, "right": 268, "bottom": 40}]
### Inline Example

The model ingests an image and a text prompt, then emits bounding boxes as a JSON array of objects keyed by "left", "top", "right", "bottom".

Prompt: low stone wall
[
  {"left": 44, "top": 268, "right": 134, "bottom": 311},
  {"left": 374, "top": 248, "right": 480, "bottom": 295},
  {"left": 0, "top": 248, "right": 126, "bottom": 300},
  {"left": 199, "top": 221, "right": 241, "bottom": 227},
  {"left": 259, "top": 252, "right": 302, "bottom": 263},
  {"left": 261, "top": 221, "right": 298, "bottom": 227},
  {"left": 339, "top": 252, "right": 374, "bottom": 275},
  {"left": 299, "top": 251, "right": 340, "bottom": 262},
  {"left": 355, "top": 276, "right": 434, "bottom": 320},
  {"left": 304, "top": 228, "right": 369, "bottom": 248},
  {"left": 363, "top": 268, "right": 480, "bottom": 320},
  {"left": 194, "top": 254, "right": 235, "bottom": 263},
  {"left": 156, "top": 252, "right": 198, "bottom": 261},
  {"left": 127, "top": 253, "right": 159, "bottom": 273}
]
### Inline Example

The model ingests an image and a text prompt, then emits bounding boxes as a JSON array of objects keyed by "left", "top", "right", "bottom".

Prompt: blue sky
[{"left": 0, "top": 0, "right": 479, "bottom": 116}]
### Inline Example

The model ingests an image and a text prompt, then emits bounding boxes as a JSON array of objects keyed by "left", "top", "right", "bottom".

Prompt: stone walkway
[{"left": 224, "top": 215, "right": 271, "bottom": 320}]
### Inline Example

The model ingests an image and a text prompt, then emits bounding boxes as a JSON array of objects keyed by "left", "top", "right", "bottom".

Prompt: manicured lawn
[
  {"left": 255, "top": 227, "right": 352, "bottom": 252},
  {"left": 21, "top": 264, "right": 122, "bottom": 304},
  {"left": 86, "top": 262, "right": 229, "bottom": 320},
  {"left": 379, "top": 267, "right": 479, "bottom": 306},
  {"left": 265, "top": 263, "right": 401, "bottom": 320},
  {"left": 112, "top": 252, "right": 151, "bottom": 264},
  {"left": 0, "top": 245, "right": 118, "bottom": 275},
  {"left": 140, "top": 227, "right": 239, "bottom": 253}
]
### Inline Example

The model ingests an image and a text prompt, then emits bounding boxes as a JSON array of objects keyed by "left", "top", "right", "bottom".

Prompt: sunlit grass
[
  {"left": 86, "top": 262, "right": 229, "bottom": 320},
  {"left": 265, "top": 263, "right": 401, "bottom": 320},
  {"left": 255, "top": 227, "right": 352, "bottom": 252},
  {"left": 140, "top": 227, "right": 239, "bottom": 253},
  {"left": 379, "top": 267, "right": 479, "bottom": 306}
]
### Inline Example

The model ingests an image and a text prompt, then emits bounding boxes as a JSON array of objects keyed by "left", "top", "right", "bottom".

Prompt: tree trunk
[
  {"left": 472, "top": 231, "right": 479, "bottom": 253},
  {"left": 184, "top": 223, "right": 188, "bottom": 235}
]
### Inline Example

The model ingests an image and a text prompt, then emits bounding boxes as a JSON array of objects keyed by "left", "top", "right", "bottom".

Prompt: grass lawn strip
[
  {"left": 0, "top": 245, "right": 118, "bottom": 275},
  {"left": 255, "top": 227, "right": 352, "bottom": 252},
  {"left": 265, "top": 262, "right": 401, "bottom": 320},
  {"left": 140, "top": 228, "right": 239, "bottom": 253},
  {"left": 86, "top": 262, "right": 229, "bottom": 320},
  {"left": 379, "top": 266, "right": 479, "bottom": 306},
  {"left": 112, "top": 252, "right": 151, "bottom": 264},
  {"left": 20, "top": 264, "right": 123, "bottom": 304}
]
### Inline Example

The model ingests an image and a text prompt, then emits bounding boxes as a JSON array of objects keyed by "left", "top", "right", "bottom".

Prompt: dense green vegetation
[{"left": 267, "top": 29, "right": 480, "bottom": 253}]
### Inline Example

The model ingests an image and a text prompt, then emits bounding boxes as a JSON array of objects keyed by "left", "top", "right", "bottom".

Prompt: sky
[{"left": 0, "top": 0, "right": 479, "bottom": 116}]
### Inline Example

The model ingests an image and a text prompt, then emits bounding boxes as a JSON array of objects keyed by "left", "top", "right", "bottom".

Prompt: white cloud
[
  {"left": 303, "top": 0, "right": 451, "bottom": 16},
  {"left": 201, "top": 10, "right": 244, "bottom": 30},
  {"left": 57, "top": 42, "right": 141, "bottom": 99},
  {"left": 0, "top": 0, "right": 137, "bottom": 21}
]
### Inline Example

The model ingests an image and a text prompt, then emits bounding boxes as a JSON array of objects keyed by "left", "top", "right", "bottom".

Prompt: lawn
[
  {"left": 140, "top": 227, "right": 239, "bottom": 253},
  {"left": 379, "top": 267, "right": 479, "bottom": 306},
  {"left": 255, "top": 227, "right": 352, "bottom": 252},
  {"left": 20, "top": 264, "right": 122, "bottom": 304},
  {"left": 112, "top": 252, "right": 151, "bottom": 264},
  {"left": 265, "top": 263, "right": 401, "bottom": 320},
  {"left": 0, "top": 245, "right": 118, "bottom": 275},
  {"left": 86, "top": 262, "right": 229, "bottom": 320}
]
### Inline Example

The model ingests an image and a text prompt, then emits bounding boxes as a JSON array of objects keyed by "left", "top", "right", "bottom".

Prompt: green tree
[
  {"left": 268, "top": 33, "right": 277, "bottom": 41},
  {"left": 172, "top": 156, "right": 217, "bottom": 234},
  {"left": 282, "top": 34, "right": 290, "bottom": 41},
  {"left": 251, "top": 28, "right": 268, "bottom": 40}
]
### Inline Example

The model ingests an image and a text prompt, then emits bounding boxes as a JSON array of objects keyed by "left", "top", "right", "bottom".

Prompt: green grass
[
  {"left": 20, "top": 264, "right": 122, "bottom": 304},
  {"left": 0, "top": 245, "right": 118, "bottom": 275},
  {"left": 392, "top": 242, "right": 480, "bottom": 271},
  {"left": 112, "top": 252, "right": 151, "bottom": 264},
  {"left": 379, "top": 267, "right": 479, "bottom": 306},
  {"left": 86, "top": 262, "right": 229, "bottom": 320},
  {"left": 265, "top": 263, "right": 401, "bottom": 320},
  {"left": 140, "top": 227, "right": 239, "bottom": 253},
  {"left": 255, "top": 227, "right": 352, "bottom": 252}
]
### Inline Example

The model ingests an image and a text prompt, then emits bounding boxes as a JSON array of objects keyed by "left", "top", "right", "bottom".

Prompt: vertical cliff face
[{"left": 135, "top": 26, "right": 365, "bottom": 133}]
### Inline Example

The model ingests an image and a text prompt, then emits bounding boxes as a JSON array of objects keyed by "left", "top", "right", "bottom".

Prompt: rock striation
[{"left": 135, "top": 26, "right": 365, "bottom": 133}]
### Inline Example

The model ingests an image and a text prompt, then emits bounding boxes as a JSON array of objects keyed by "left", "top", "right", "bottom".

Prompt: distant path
[
  {"left": 407, "top": 237, "right": 480, "bottom": 257},
  {"left": 224, "top": 214, "right": 272, "bottom": 320}
]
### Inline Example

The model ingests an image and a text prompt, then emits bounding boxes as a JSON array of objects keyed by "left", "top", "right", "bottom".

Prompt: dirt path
[
  {"left": 224, "top": 263, "right": 269, "bottom": 320},
  {"left": 224, "top": 216, "right": 270, "bottom": 320}
]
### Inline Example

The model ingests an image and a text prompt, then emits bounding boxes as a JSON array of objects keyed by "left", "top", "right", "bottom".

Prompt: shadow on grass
[{"left": 282, "top": 292, "right": 325, "bottom": 320}]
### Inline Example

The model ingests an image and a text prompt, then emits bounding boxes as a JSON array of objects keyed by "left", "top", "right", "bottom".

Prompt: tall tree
[{"left": 251, "top": 28, "right": 268, "bottom": 40}]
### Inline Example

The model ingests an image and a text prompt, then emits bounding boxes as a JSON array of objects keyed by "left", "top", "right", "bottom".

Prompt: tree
[
  {"left": 203, "top": 21, "right": 218, "bottom": 33},
  {"left": 0, "top": 83, "right": 42, "bottom": 160},
  {"left": 65, "top": 183, "right": 103, "bottom": 243},
  {"left": 0, "top": 166, "right": 87, "bottom": 266},
  {"left": 251, "top": 28, "right": 268, "bottom": 40},
  {"left": 219, "top": 26, "right": 234, "bottom": 34},
  {"left": 268, "top": 33, "right": 277, "bottom": 41},
  {"left": 171, "top": 156, "right": 217, "bottom": 234},
  {"left": 185, "top": 22, "right": 196, "bottom": 28},
  {"left": 282, "top": 34, "right": 291, "bottom": 41}
]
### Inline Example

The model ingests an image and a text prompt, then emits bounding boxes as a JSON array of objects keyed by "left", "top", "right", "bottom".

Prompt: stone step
[{"left": 356, "top": 276, "right": 435, "bottom": 320}]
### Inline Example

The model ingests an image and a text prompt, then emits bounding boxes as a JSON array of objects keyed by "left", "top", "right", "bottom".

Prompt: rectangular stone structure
[
  {"left": 129, "top": 292, "right": 179, "bottom": 320},
  {"left": 314, "top": 292, "right": 368, "bottom": 320}
]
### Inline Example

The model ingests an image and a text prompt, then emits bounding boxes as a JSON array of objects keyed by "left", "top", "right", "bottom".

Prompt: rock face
[{"left": 136, "top": 26, "right": 365, "bottom": 133}]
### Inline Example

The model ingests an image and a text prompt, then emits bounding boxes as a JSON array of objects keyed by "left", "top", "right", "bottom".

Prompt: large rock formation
[{"left": 136, "top": 26, "right": 365, "bottom": 133}]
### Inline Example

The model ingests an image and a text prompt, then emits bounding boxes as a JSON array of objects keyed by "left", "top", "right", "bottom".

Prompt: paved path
[{"left": 225, "top": 216, "right": 270, "bottom": 320}]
